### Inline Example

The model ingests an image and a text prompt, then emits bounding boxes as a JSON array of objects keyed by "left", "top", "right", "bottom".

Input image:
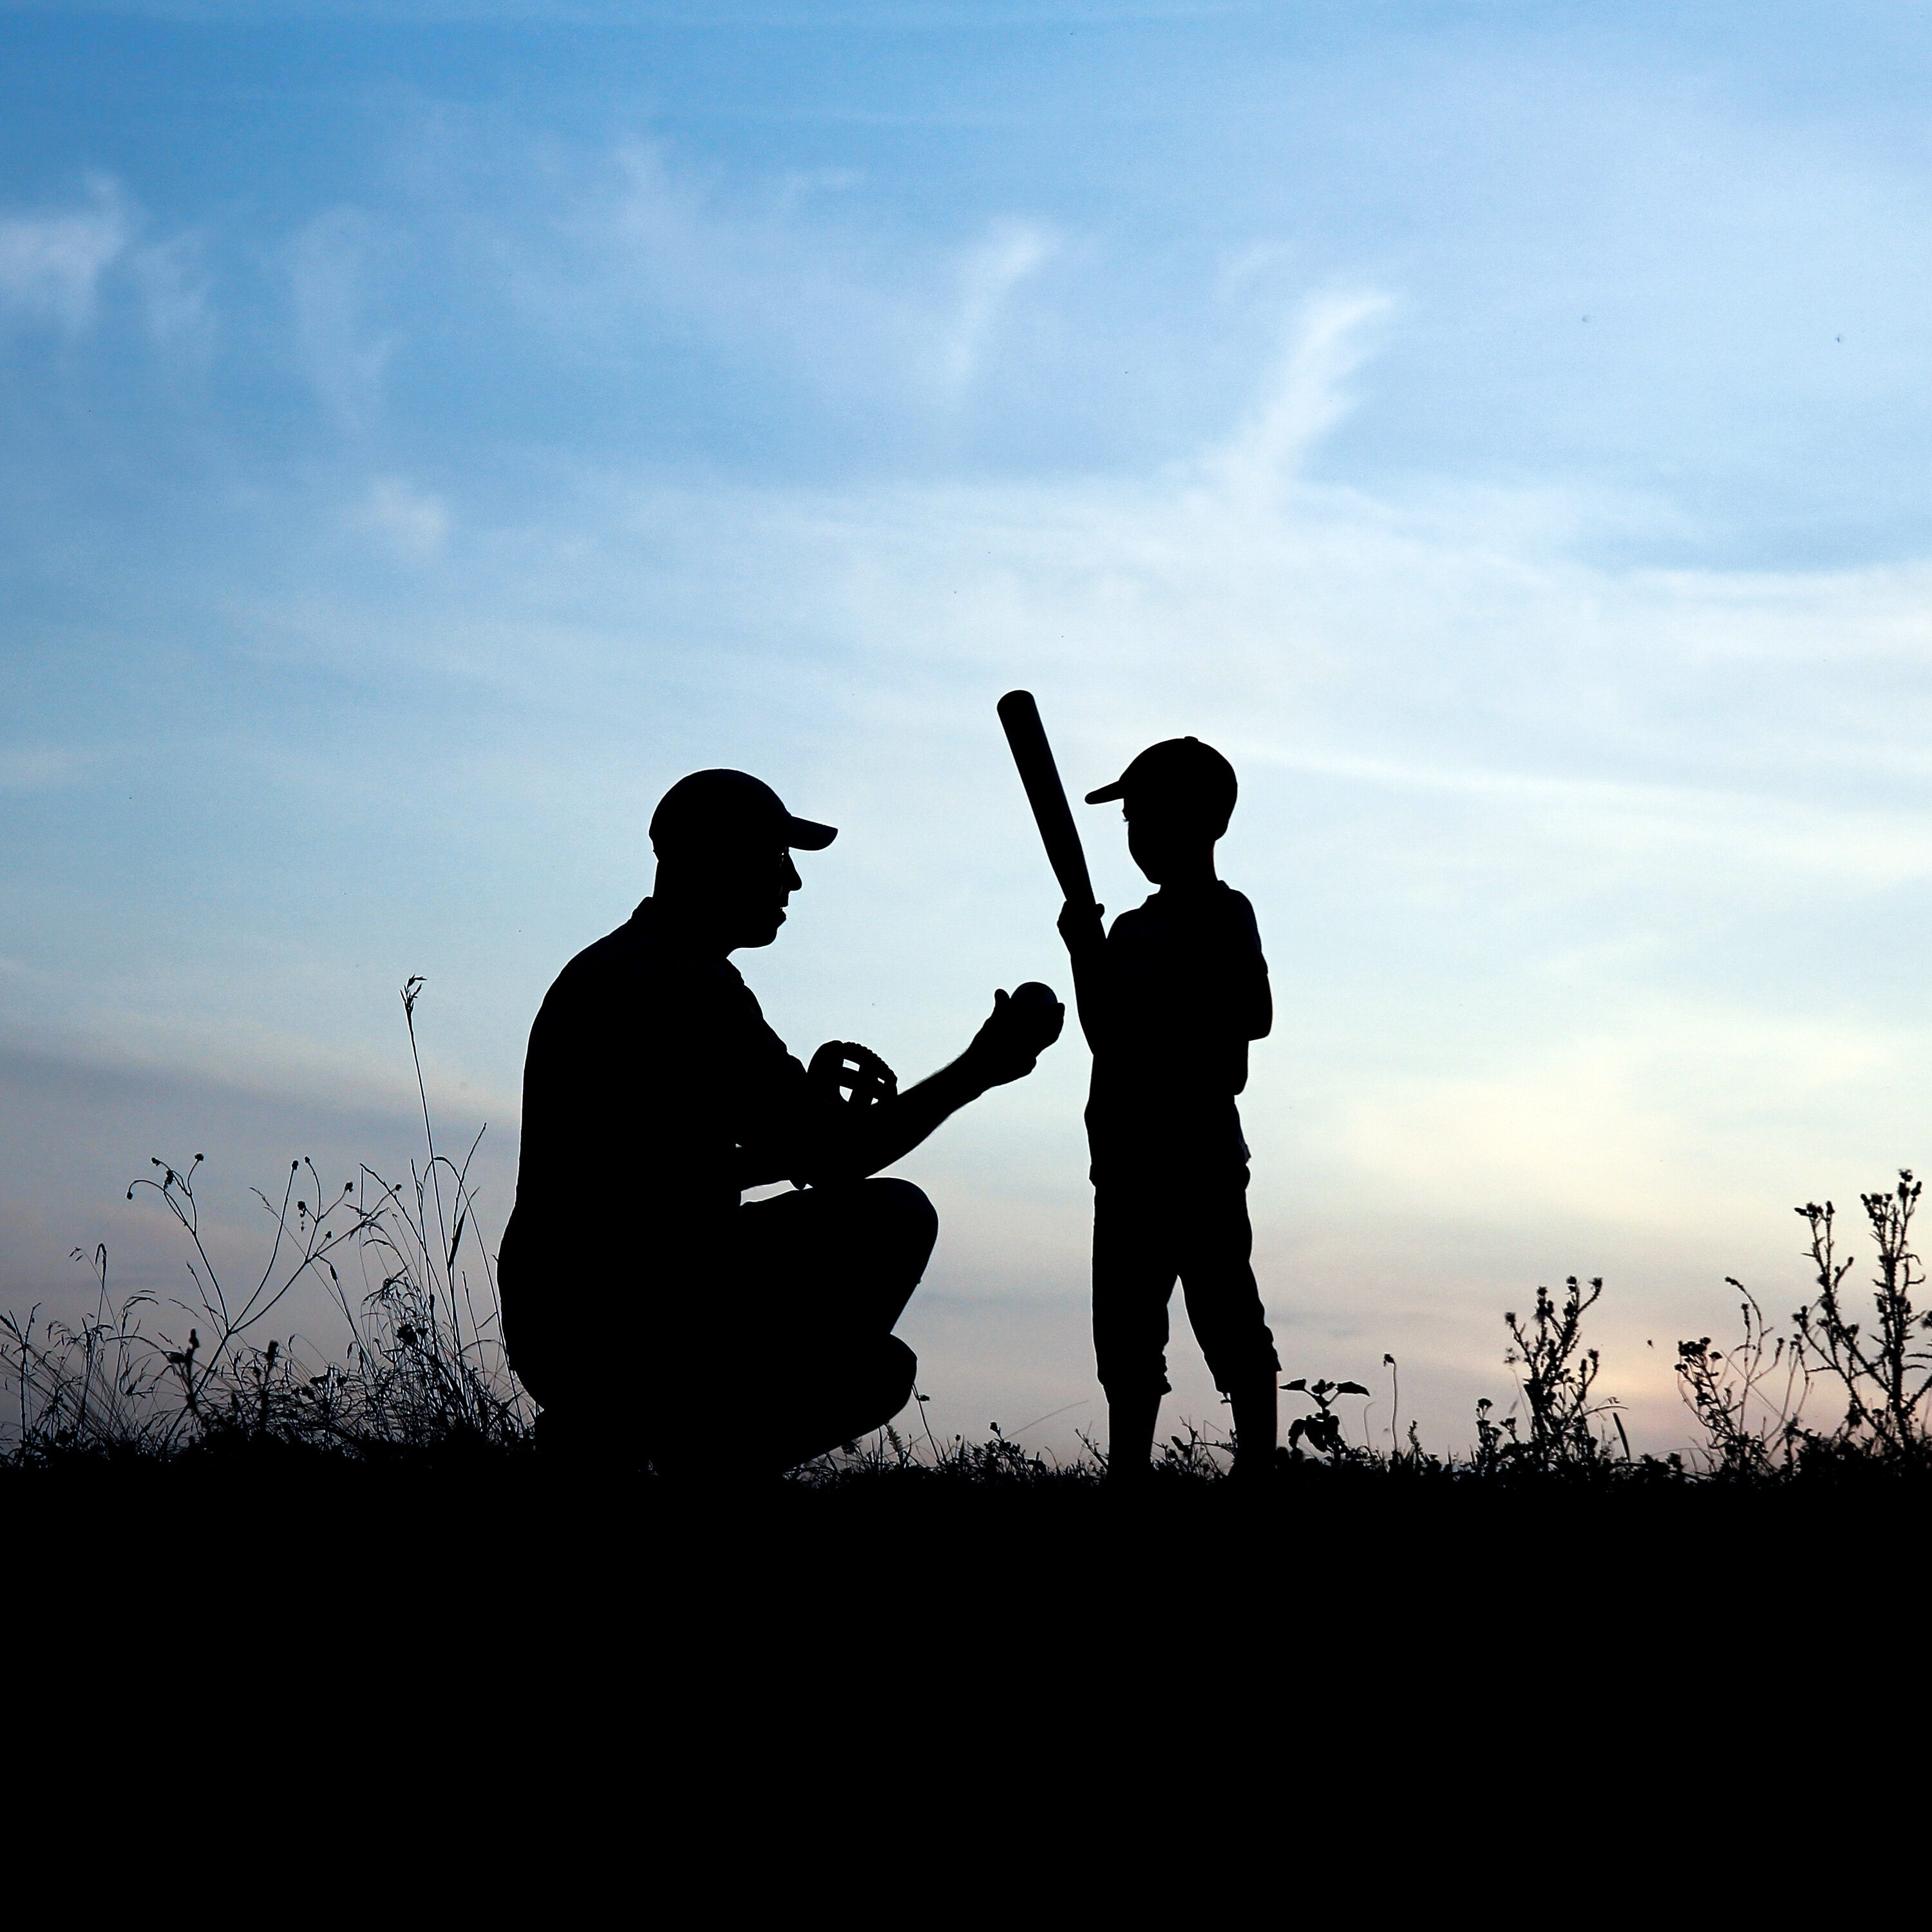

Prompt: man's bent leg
[
  {"left": 759, "top": 1333, "right": 918, "bottom": 1473},
  {"left": 730, "top": 1180, "right": 936, "bottom": 1473},
  {"left": 735, "top": 1178, "right": 937, "bottom": 1336}
]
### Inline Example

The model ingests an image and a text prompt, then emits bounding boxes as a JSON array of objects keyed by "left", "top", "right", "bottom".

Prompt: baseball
[{"left": 1010, "top": 981, "right": 1060, "bottom": 1010}]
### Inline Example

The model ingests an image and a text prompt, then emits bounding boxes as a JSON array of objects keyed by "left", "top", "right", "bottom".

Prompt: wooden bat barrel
[{"left": 998, "top": 690, "right": 1097, "bottom": 910}]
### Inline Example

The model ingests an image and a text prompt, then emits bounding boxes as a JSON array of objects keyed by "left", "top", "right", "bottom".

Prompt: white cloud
[
  {"left": 533, "top": 138, "right": 863, "bottom": 359},
  {"left": 0, "top": 178, "right": 129, "bottom": 332},
  {"left": 475, "top": 136, "right": 1071, "bottom": 422},
  {"left": 935, "top": 217, "right": 1057, "bottom": 395},
  {"left": 1214, "top": 290, "right": 1392, "bottom": 507},
  {"left": 0, "top": 747, "right": 77, "bottom": 791},
  {"left": 287, "top": 209, "right": 395, "bottom": 428},
  {"left": 353, "top": 476, "right": 451, "bottom": 561},
  {"left": 130, "top": 232, "right": 214, "bottom": 357},
  {"left": 1330, "top": 998, "right": 1898, "bottom": 1229}
]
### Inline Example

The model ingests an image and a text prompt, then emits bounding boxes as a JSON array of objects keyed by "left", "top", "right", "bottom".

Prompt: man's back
[
  {"left": 511, "top": 900, "right": 791, "bottom": 1230},
  {"left": 500, "top": 899, "right": 819, "bottom": 1397}
]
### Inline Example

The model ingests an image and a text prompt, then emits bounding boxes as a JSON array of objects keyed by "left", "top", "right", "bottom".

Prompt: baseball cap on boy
[{"left": 1084, "top": 737, "right": 1237, "bottom": 828}]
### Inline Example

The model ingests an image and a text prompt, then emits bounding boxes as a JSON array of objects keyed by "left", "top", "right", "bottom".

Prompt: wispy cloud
[
  {"left": 1214, "top": 290, "right": 1392, "bottom": 507},
  {"left": 129, "top": 231, "right": 215, "bottom": 359},
  {"left": 0, "top": 177, "right": 129, "bottom": 332},
  {"left": 0, "top": 747, "right": 79, "bottom": 791},
  {"left": 286, "top": 208, "right": 395, "bottom": 429},
  {"left": 351, "top": 476, "right": 452, "bottom": 560},
  {"left": 935, "top": 217, "right": 1057, "bottom": 396}
]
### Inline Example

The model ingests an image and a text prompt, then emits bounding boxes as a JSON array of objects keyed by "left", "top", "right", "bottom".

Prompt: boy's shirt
[{"left": 1082, "top": 880, "right": 1271, "bottom": 1180}]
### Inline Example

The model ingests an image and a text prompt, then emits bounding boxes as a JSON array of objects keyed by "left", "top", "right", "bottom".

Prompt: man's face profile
[
  {"left": 656, "top": 837, "right": 802, "bottom": 951},
  {"left": 647, "top": 769, "right": 833, "bottom": 951},
  {"left": 735, "top": 844, "right": 803, "bottom": 948}
]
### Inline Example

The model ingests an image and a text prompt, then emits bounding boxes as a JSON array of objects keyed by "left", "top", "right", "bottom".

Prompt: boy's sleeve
[
  {"left": 1228, "top": 891, "right": 1272, "bottom": 1041},
  {"left": 1065, "top": 910, "right": 1115, "bottom": 1056}
]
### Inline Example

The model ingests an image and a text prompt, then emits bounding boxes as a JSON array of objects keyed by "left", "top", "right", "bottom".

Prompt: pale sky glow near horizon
[{"left": 8, "top": 1, "right": 1932, "bottom": 1459}]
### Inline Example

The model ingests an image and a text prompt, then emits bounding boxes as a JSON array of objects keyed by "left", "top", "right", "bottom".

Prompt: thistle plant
[{"left": 1791, "top": 1173, "right": 1932, "bottom": 1462}]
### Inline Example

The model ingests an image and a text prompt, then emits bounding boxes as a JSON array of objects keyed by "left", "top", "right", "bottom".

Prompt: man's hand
[
  {"left": 963, "top": 983, "right": 1065, "bottom": 1088},
  {"left": 1057, "top": 898, "right": 1106, "bottom": 956},
  {"left": 797, "top": 987, "right": 1063, "bottom": 1183},
  {"left": 808, "top": 1040, "right": 898, "bottom": 1110}
]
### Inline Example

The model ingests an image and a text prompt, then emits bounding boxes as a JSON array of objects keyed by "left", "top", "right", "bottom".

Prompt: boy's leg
[
  {"left": 1174, "top": 1170, "right": 1280, "bottom": 1475},
  {"left": 1226, "top": 1377, "right": 1277, "bottom": 1479},
  {"left": 1105, "top": 1388, "right": 1162, "bottom": 1486},
  {"left": 1092, "top": 1184, "right": 1177, "bottom": 1482}
]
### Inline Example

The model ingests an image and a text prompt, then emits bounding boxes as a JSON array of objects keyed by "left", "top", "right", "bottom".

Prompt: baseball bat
[{"left": 998, "top": 689, "right": 1097, "bottom": 911}]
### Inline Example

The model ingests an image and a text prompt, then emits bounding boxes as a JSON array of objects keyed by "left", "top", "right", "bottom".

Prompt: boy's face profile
[
  {"left": 1124, "top": 796, "right": 1226, "bottom": 887},
  {"left": 1086, "top": 735, "right": 1238, "bottom": 888}
]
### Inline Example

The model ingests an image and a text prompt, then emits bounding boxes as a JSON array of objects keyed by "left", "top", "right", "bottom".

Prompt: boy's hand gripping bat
[{"left": 998, "top": 690, "right": 1097, "bottom": 913}]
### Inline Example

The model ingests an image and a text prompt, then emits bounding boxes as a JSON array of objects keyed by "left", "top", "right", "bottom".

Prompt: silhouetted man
[
  {"left": 1057, "top": 737, "right": 1279, "bottom": 1481},
  {"left": 500, "top": 768, "right": 1064, "bottom": 1477}
]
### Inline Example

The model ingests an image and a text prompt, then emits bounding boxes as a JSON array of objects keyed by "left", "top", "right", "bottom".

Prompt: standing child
[{"left": 1057, "top": 736, "right": 1280, "bottom": 1481}]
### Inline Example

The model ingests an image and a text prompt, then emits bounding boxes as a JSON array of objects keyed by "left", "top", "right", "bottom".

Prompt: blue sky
[{"left": 7, "top": 1, "right": 1932, "bottom": 1455}]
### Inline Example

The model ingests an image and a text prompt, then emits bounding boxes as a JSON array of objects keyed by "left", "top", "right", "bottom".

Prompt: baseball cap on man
[
  {"left": 1084, "top": 737, "right": 1237, "bottom": 825},
  {"left": 649, "top": 769, "right": 838, "bottom": 856}
]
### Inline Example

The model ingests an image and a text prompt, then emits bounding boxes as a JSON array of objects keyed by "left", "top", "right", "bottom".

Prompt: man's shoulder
[
  {"left": 540, "top": 908, "right": 650, "bottom": 1006},
  {"left": 537, "top": 904, "right": 751, "bottom": 1022}
]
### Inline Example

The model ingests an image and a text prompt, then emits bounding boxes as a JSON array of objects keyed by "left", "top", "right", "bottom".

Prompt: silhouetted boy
[{"left": 1057, "top": 737, "right": 1279, "bottom": 1480}]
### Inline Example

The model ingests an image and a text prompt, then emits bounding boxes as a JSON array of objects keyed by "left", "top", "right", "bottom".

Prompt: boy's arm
[
  {"left": 1056, "top": 898, "right": 1111, "bottom": 1053},
  {"left": 1228, "top": 891, "right": 1272, "bottom": 1041},
  {"left": 1238, "top": 958, "right": 1273, "bottom": 1041}
]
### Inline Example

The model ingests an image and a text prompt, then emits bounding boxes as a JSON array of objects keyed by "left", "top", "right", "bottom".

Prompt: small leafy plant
[{"left": 1281, "top": 1376, "right": 1370, "bottom": 1460}]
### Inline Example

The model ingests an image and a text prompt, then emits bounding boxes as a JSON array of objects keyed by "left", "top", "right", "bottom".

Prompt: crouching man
[{"left": 498, "top": 768, "right": 1063, "bottom": 1479}]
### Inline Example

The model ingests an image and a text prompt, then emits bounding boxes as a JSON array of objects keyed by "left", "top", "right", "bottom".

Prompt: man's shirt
[
  {"left": 1083, "top": 880, "right": 1271, "bottom": 1180},
  {"left": 504, "top": 899, "right": 835, "bottom": 1261}
]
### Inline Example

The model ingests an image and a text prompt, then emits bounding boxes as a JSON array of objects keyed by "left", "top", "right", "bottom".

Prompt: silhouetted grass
[{"left": 6, "top": 981, "right": 1931, "bottom": 1510}]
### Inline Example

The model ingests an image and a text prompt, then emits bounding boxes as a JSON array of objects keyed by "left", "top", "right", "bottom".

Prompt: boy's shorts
[{"left": 1092, "top": 1167, "right": 1279, "bottom": 1398}]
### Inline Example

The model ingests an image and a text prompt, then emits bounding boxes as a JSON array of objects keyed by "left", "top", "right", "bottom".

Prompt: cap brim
[
  {"left": 785, "top": 816, "right": 838, "bottom": 851},
  {"left": 1083, "top": 782, "right": 1125, "bottom": 804}
]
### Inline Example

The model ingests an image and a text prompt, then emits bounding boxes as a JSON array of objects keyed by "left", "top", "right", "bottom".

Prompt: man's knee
[
  {"left": 870, "top": 1333, "right": 918, "bottom": 1414},
  {"left": 862, "top": 1177, "right": 938, "bottom": 1271}
]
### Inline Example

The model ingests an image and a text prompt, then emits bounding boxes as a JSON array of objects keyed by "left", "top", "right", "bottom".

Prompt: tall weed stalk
[{"left": 1, "top": 980, "right": 527, "bottom": 1461}]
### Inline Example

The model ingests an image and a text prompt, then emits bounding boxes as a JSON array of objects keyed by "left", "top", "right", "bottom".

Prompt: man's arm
[{"left": 788, "top": 989, "right": 1064, "bottom": 1187}]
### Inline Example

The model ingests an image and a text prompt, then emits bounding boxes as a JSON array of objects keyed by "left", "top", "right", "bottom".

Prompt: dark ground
[
  {"left": 6, "top": 1449, "right": 1879, "bottom": 1697},
  {"left": 6, "top": 1448, "right": 1904, "bottom": 1888}
]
